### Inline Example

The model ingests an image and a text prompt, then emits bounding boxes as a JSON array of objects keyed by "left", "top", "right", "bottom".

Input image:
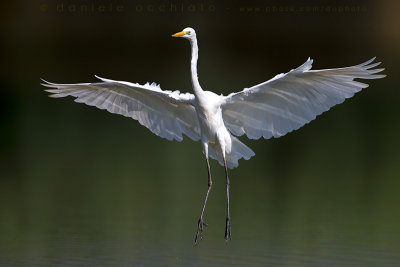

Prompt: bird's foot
[
  {"left": 194, "top": 217, "right": 208, "bottom": 244},
  {"left": 225, "top": 217, "right": 231, "bottom": 241}
]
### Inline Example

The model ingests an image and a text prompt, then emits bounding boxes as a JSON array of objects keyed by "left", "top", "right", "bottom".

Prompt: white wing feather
[
  {"left": 222, "top": 57, "right": 386, "bottom": 139},
  {"left": 42, "top": 76, "right": 201, "bottom": 141}
]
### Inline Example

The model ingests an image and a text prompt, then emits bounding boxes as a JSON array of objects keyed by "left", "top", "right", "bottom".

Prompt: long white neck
[{"left": 189, "top": 37, "right": 203, "bottom": 96}]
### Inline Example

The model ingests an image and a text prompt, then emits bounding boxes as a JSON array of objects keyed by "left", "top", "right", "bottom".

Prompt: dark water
[
  {"left": 1, "top": 0, "right": 400, "bottom": 265},
  {"left": 1, "top": 122, "right": 400, "bottom": 266},
  {"left": 1, "top": 61, "right": 400, "bottom": 267}
]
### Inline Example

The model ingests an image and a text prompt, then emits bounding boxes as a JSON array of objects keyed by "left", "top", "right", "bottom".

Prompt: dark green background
[{"left": 1, "top": 0, "right": 399, "bottom": 265}]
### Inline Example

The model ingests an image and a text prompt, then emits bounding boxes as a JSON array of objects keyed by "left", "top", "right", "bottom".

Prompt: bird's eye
[{"left": 185, "top": 31, "right": 191, "bottom": 35}]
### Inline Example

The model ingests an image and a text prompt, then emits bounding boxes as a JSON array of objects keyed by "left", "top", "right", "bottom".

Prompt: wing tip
[
  {"left": 359, "top": 56, "right": 377, "bottom": 67},
  {"left": 40, "top": 78, "right": 56, "bottom": 87},
  {"left": 372, "top": 74, "right": 387, "bottom": 79},
  {"left": 48, "top": 94, "right": 62, "bottom": 98},
  {"left": 358, "top": 57, "right": 386, "bottom": 79},
  {"left": 94, "top": 75, "right": 108, "bottom": 82}
]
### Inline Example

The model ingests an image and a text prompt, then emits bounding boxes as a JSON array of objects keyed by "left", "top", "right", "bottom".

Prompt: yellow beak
[{"left": 172, "top": 31, "right": 186, "bottom": 37}]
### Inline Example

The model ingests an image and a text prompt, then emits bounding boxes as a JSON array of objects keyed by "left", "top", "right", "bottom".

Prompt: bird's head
[{"left": 172, "top": 27, "right": 196, "bottom": 40}]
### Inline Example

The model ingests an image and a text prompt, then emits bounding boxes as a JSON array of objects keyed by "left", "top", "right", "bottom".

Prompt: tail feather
[{"left": 207, "top": 136, "right": 255, "bottom": 169}]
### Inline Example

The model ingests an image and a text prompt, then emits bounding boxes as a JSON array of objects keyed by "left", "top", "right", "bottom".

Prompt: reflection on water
[{"left": 1, "top": 144, "right": 400, "bottom": 266}]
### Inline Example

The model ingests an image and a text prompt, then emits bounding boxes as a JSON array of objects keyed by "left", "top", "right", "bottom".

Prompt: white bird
[{"left": 42, "top": 27, "right": 385, "bottom": 243}]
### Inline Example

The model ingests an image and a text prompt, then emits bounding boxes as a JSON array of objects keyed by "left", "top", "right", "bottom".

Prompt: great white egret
[{"left": 42, "top": 27, "right": 385, "bottom": 244}]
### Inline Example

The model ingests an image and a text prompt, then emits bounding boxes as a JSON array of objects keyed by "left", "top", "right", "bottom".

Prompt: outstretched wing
[
  {"left": 222, "top": 57, "right": 385, "bottom": 139},
  {"left": 43, "top": 76, "right": 201, "bottom": 141}
]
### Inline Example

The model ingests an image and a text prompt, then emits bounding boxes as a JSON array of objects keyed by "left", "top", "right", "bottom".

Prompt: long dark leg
[
  {"left": 195, "top": 157, "right": 212, "bottom": 244},
  {"left": 223, "top": 157, "right": 231, "bottom": 240}
]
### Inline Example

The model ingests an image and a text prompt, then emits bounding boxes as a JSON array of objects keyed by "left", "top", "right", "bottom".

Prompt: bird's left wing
[
  {"left": 43, "top": 76, "right": 201, "bottom": 141},
  {"left": 221, "top": 57, "right": 385, "bottom": 139}
]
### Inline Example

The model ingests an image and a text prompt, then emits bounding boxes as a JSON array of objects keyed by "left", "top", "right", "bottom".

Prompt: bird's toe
[{"left": 194, "top": 217, "right": 208, "bottom": 244}]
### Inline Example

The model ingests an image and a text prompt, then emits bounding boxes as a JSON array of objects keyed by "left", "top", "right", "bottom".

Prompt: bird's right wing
[
  {"left": 221, "top": 57, "right": 385, "bottom": 139},
  {"left": 43, "top": 76, "right": 201, "bottom": 141}
]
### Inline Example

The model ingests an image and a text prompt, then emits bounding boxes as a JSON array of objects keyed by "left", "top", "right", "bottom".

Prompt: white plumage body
[{"left": 194, "top": 90, "right": 233, "bottom": 161}]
